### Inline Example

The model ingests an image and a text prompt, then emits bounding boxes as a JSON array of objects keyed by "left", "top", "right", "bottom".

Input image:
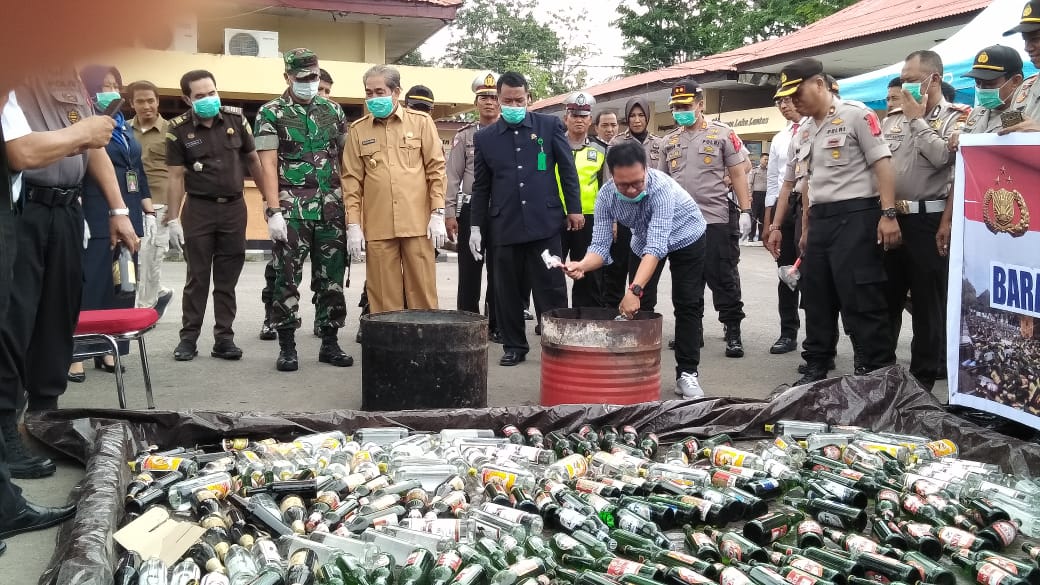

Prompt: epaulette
[
  {"left": 220, "top": 105, "right": 244, "bottom": 116},
  {"left": 708, "top": 119, "right": 731, "bottom": 129},
  {"left": 349, "top": 115, "right": 372, "bottom": 128},
  {"left": 949, "top": 103, "right": 972, "bottom": 122},
  {"left": 841, "top": 99, "right": 873, "bottom": 112},
  {"left": 168, "top": 113, "right": 190, "bottom": 128}
]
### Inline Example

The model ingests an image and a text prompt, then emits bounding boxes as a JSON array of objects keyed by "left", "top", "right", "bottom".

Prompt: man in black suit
[{"left": 470, "top": 72, "right": 583, "bottom": 366}]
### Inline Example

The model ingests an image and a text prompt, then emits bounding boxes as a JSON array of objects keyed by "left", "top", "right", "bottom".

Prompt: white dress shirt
[
  {"left": 2, "top": 90, "right": 32, "bottom": 200},
  {"left": 765, "top": 117, "right": 809, "bottom": 208}
]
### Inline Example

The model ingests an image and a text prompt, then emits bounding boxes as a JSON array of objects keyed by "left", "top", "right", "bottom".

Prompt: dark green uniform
[{"left": 254, "top": 90, "right": 348, "bottom": 332}]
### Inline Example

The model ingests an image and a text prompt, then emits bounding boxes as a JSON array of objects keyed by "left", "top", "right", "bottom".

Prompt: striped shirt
[{"left": 589, "top": 168, "right": 706, "bottom": 265}]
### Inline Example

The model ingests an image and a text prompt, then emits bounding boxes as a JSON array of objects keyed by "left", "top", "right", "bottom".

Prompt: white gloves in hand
[
  {"left": 143, "top": 214, "right": 157, "bottom": 241},
  {"left": 739, "top": 211, "right": 753, "bottom": 239},
  {"left": 428, "top": 213, "right": 447, "bottom": 249},
  {"left": 347, "top": 223, "right": 365, "bottom": 259},
  {"left": 268, "top": 213, "right": 288, "bottom": 242},
  {"left": 469, "top": 226, "right": 483, "bottom": 262},
  {"left": 167, "top": 218, "right": 185, "bottom": 251}
]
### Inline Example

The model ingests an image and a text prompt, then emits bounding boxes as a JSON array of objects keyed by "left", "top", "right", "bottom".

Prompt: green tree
[
  {"left": 441, "top": 0, "right": 595, "bottom": 99},
  {"left": 395, "top": 49, "right": 433, "bottom": 67},
  {"left": 615, "top": 0, "right": 859, "bottom": 74}
]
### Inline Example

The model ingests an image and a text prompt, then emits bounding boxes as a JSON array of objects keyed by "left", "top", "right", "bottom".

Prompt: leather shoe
[
  {"left": 152, "top": 289, "right": 174, "bottom": 319},
  {"left": 0, "top": 501, "right": 76, "bottom": 539},
  {"left": 318, "top": 342, "right": 354, "bottom": 367},
  {"left": 798, "top": 359, "right": 835, "bottom": 374},
  {"left": 489, "top": 330, "right": 504, "bottom": 344},
  {"left": 211, "top": 339, "right": 243, "bottom": 360},
  {"left": 499, "top": 352, "right": 526, "bottom": 366},
  {"left": 66, "top": 371, "right": 86, "bottom": 383},
  {"left": 769, "top": 337, "right": 797, "bottom": 354},
  {"left": 173, "top": 340, "right": 198, "bottom": 361},
  {"left": 793, "top": 367, "right": 828, "bottom": 387}
]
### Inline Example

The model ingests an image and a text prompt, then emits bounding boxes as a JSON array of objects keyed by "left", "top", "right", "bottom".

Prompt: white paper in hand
[{"left": 541, "top": 249, "right": 563, "bottom": 269}]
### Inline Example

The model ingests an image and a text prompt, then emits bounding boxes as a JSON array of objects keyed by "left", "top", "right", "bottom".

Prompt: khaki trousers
[{"left": 365, "top": 236, "right": 437, "bottom": 313}]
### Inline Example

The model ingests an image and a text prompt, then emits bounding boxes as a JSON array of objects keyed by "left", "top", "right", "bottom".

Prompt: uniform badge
[
  {"left": 227, "top": 128, "right": 235, "bottom": 136},
  {"left": 193, "top": 161, "right": 204, "bottom": 172},
  {"left": 703, "top": 156, "right": 712, "bottom": 164},
  {"left": 931, "top": 119, "right": 943, "bottom": 130},
  {"left": 187, "top": 133, "right": 195, "bottom": 139},
  {"left": 966, "top": 117, "right": 977, "bottom": 127},
  {"left": 983, "top": 166, "right": 1030, "bottom": 237},
  {"left": 67, "top": 110, "right": 80, "bottom": 124},
  {"left": 1018, "top": 93, "right": 1027, "bottom": 104},
  {"left": 671, "top": 159, "right": 678, "bottom": 169},
  {"left": 704, "top": 145, "right": 715, "bottom": 153},
  {"left": 531, "top": 133, "right": 538, "bottom": 141},
  {"left": 362, "top": 138, "right": 376, "bottom": 145},
  {"left": 587, "top": 150, "right": 598, "bottom": 161},
  {"left": 831, "top": 118, "right": 843, "bottom": 125},
  {"left": 891, "top": 125, "right": 902, "bottom": 134},
  {"left": 831, "top": 150, "right": 840, "bottom": 159}
]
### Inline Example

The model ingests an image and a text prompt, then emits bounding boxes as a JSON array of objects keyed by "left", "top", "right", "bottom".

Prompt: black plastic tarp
[{"left": 26, "top": 366, "right": 1040, "bottom": 585}]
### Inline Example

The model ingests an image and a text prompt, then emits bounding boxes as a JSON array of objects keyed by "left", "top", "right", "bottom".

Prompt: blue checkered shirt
[{"left": 588, "top": 168, "right": 707, "bottom": 265}]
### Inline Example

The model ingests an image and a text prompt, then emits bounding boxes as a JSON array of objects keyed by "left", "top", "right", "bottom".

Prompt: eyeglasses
[
  {"left": 615, "top": 179, "right": 646, "bottom": 193},
  {"left": 774, "top": 97, "right": 793, "bottom": 106}
]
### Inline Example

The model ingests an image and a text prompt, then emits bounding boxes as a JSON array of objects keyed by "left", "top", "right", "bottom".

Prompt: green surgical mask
[
  {"left": 501, "top": 106, "right": 527, "bottom": 125},
  {"left": 616, "top": 189, "right": 647, "bottom": 203},
  {"left": 976, "top": 79, "right": 1012, "bottom": 110},
  {"left": 672, "top": 111, "right": 697, "bottom": 127},
  {"left": 96, "top": 92, "right": 121, "bottom": 110}
]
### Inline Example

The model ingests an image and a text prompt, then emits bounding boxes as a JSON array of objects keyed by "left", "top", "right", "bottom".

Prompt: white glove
[
  {"left": 739, "top": 211, "right": 753, "bottom": 238},
  {"left": 83, "top": 219, "right": 91, "bottom": 249},
  {"left": 267, "top": 213, "right": 288, "bottom": 243},
  {"left": 469, "top": 226, "right": 483, "bottom": 262},
  {"left": 167, "top": 218, "right": 185, "bottom": 251},
  {"left": 427, "top": 213, "right": 447, "bottom": 249},
  {"left": 347, "top": 223, "right": 365, "bottom": 259},
  {"left": 143, "top": 213, "right": 157, "bottom": 241}
]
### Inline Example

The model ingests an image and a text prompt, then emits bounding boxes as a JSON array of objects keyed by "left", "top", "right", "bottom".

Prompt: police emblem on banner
[{"left": 983, "top": 166, "right": 1030, "bottom": 237}]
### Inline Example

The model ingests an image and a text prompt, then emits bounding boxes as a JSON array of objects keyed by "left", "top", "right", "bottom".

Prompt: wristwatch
[
  {"left": 741, "top": 208, "right": 752, "bottom": 214},
  {"left": 882, "top": 207, "right": 899, "bottom": 219},
  {"left": 629, "top": 283, "right": 644, "bottom": 298},
  {"left": 265, "top": 207, "right": 283, "bottom": 219},
  {"left": 432, "top": 208, "right": 445, "bottom": 216}
]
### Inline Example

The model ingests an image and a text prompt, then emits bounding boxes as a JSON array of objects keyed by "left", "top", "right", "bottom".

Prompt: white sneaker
[{"left": 676, "top": 372, "right": 704, "bottom": 399}]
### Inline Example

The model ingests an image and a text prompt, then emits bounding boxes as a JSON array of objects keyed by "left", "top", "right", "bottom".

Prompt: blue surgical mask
[
  {"left": 292, "top": 80, "right": 319, "bottom": 101},
  {"left": 902, "top": 81, "right": 929, "bottom": 102},
  {"left": 672, "top": 111, "right": 697, "bottom": 127},
  {"left": 616, "top": 190, "right": 647, "bottom": 203},
  {"left": 95, "top": 91, "right": 120, "bottom": 110},
  {"left": 366, "top": 96, "right": 395, "bottom": 119},
  {"left": 192, "top": 95, "right": 221, "bottom": 119},
  {"left": 501, "top": 106, "right": 527, "bottom": 125}
]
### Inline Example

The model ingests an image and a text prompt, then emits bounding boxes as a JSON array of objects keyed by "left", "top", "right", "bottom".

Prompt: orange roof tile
[{"left": 532, "top": 0, "right": 988, "bottom": 109}]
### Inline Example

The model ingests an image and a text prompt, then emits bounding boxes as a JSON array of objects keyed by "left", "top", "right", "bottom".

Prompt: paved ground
[{"left": 2, "top": 244, "right": 935, "bottom": 581}]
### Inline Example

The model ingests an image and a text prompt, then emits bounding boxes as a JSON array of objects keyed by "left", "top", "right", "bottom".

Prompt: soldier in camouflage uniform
[{"left": 255, "top": 48, "right": 353, "bottom": 372}]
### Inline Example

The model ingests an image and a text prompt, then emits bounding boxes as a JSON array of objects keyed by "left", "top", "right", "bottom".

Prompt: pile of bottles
[{"left": 114, "top": 421, "right": 1040, "bottom": 585}]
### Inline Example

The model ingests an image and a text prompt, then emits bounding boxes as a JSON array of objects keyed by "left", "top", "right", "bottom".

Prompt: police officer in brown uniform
[
  {"left": 657, "top": 79, "right": 753, "bottom": 358},
  {"left": 881, "top": 50, "right": 968, "bottom": 390},
  {"left": 446, "top": 72, "right": 501, "bottom": 340},
  {"left": 774, "top": 58, "right": 901, "bottom": 385},
  {"left": 164, "top": 69, "right": 273, "bottom": 362},
  {"left": 1000, "top": 1, "right": 1040, "bottom": 132}
]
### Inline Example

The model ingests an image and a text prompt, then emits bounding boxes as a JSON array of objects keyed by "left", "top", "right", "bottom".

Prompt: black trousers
[
  {"left": 602, "top": 224, "right": 631, "bottom": 307},
  {"left": 0, "top": 197, "right": 83, "bottom": 412},
  {"left": 561, "top": 214, "right": 603, "bottom": 308},
  {"left": 703, "top": 218, "right": 745, "bottom": 328},
  {"left": 751, "top": 190, "right": 767, "bottom": 240},
  {"left": 457, "top": 201, "right": 496, "bottom": 331},
  {"left": 883, "top": 212, "right": 947, "bottom": 389},
  {"left": 775, "top": 194, "right": 802, "bottom": 339},
  {"left": 491, "top": 236, "right": 568, "bottom": 355},
  {"left": 631, "top": 238, "right": 706, "bottom": 377},
  {"left": 0, "top": 203, "right": 25, "bottom": 518},
  {"left": 180, "top": 196, "right": 246, "bottom": 343},
  {"left": 801, "top": 199, "right": 895, "bottom": 371}
]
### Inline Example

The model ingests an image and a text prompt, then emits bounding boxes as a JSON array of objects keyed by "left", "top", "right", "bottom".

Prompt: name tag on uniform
[
  {"left": 825, "top": 135, "right": 846, "bottom": 148},
  {"left": 362, "top": 138, "right": 376, "bottom": 145},
  {"left": 587, "top": 149, "right": 598, "bottom": 162},
  {"left": 126, "top": 170, "right": 139, "bottom": 193}
]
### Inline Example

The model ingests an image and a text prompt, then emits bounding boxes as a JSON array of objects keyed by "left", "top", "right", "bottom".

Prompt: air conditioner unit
[
  {"left": 136, "top": 16, "right": 197, "bottom": 53},
  {"left": 224, "top": 29, "right": 280, "bottom": 58}
]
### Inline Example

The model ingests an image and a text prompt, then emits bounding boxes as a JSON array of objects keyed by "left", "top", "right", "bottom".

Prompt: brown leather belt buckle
[{"left": 895, "top": 200, "right": 911, "bottom": 215}]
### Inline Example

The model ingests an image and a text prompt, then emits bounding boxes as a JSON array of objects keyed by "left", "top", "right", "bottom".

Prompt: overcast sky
[{"left": 419, "top": 0, "right": 629, "bottom": 84}]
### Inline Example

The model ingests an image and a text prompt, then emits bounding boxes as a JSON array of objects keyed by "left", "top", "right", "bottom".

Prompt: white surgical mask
[{"left": 293, "top": 80, "right": 319, "bottom": 101}]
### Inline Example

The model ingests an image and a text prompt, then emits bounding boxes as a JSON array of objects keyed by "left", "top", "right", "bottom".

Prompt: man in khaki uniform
[
  {"left": 746, "top": 153, "right": 768, "bottom": 242},
  {"left": 128, "top": 80, "right": 173, "bottom": 315},
  {"left": 657, "top": 79, "right": 753, "bottom": 358},
  {"left": 881, "top": 50, "right": 969, "bottom": 391},
  {"left": 773, "top": 58, "right": 901, "bottom": 386},
  {"left": 341, "top": 65, "right": 446, "bottom": 313},
  {"left": 1001, "top": 1, "right": 1040, "bottom": 130}
]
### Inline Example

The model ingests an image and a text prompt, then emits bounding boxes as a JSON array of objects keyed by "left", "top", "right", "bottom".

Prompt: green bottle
[
  {"left": 901, "top": 551, "right": 955, "bottom": 585},
  {"left": 662, "top": 566, "right": 716, "bottom": 585},
  {"left": 580, "top": 492, "right": 620, "bottom": 528},
  {"left": 731, "top": 561, "right": 789, "bottom": 585},
  {"left": 682, "top": 526, "right": 722, "bottom": 562},
  {"left": 950, "top": 554, "right": 1030, "bottom": 585},
  {"left": 524, "top": 535, "right": 558, "bottom": 566},
  {"left": 575, "top": 571, "right": 618, "bottom": 585},
  {"left": 368, "top": 552, "right": 396, "bottom": 585},
  {"left": 797, "top": 547, "right": 862, "bottom": 578},
  {"left": 398, "top": 549, "right": 434, "bottom": 585},
  {"left": 653, "top": 550, "right": 723, "bottom": 579},
  {"left": 561, "top": 554, "right": 662, "bottom": 580},
  {"left": 476, "top": 537, "right": 512, "bottom": 571},
  {"left": 332, "top": 553, "right": 374, "bottom": 585},
  {"left": 618, "top": 576, "right": 671, "bottom": 585},
  {"left": 429, "top": 551, "right": 464, "bottom": 585},
  {"left": 742, "top": 510, "right": 804, "bottom": 546},
  {"left": 571, "top": 528, "right": 617, "bottom": 558},
  {"left": 448, "top": 565, "right": 485, "bottom": 585},
  {"left": 317, "top": 564, "right": 346, "bottom": 585},
  {"left": 489, "top": 558, "right": 547, "bottom": 585},
  {"left": 456, "top": 544, "right": 495, "bottom": 575},
  {"left": 775, "top": 565, "right": 838, "bottom": 585},
  {"left": 705, "top": 528, "right": 768, "bottom": 563},
  {"left": 955, "top": 551, "right": 1040, "bottom": 585}
]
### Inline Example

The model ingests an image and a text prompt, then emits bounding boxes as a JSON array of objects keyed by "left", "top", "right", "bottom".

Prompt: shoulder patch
[
  {"left": 349, "top": 116, "right": 372, "bottom": 128},
  {"left": 220, "top": 105, "right": 244, "bottom": 116},
  {"left": 708, "top": 120, "right": 731, "bottom": 129},
  {"left": 169, "top": 113, "right": 190, "bottom": 128}
]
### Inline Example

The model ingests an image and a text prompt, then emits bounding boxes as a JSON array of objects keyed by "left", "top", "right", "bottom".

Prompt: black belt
[
  {"left": 188, "top": 193, "right": 242, "bottom": 204},
  {"left": 25, "top": 184, "right": 81, "bottom": 207},
  {"left": 809, "top": 197, "right": 880, "bottom": 219}
]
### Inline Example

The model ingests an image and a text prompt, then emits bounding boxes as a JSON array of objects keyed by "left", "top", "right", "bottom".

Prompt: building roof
[{"left": 531, "top": 0, "right": 988, "bottom": 110}]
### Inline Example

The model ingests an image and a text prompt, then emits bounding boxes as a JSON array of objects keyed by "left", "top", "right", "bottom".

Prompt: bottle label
[
  {"left": 487, "top": 504, "right": 526, "bottom": 524},
  {"left": 606, "top": 558, "right": 645, "bottom": 576},
  {"left": 771, "top": 525, "right": 790, "bottom": 542},
  {"left": 990, "top": 521, "right": 1018, "bottom": 547},
  {"left": 370, "top": 513, "right": 398, "bottom": 528},
  {"left": 939, "top": 527, "right": 977, "bottom": 548},
  {"left": 673, "top": 567, "right": 714, "bottom": 585},
  {"left": 711, "top": 446, "right": 747, "bottom": 467},
  {"left": 719, "top": 539, "right": 743, "bottom": 561},
  {"left": 555, "top": 534, "right": 581, "bottom": 551},
  {"left": 511, "top": 558, "right": 542, "bottom": 578},
  {"left": 902, "top": 494, "right": 925, "bottom": 514},
  {"left": 759, "top": 478, "right": 781, "bottom": 491},
  {"left": 558, "top": 508, "right": 587, "bottom": 531},
  {"left": 406, "top": 551, "right": 422, "bottom": 566},
  {"left": 665, "top": 551, "right": 698, "bottom": 565},
  {"left": 926, "top": 439, "right": 957, "bottom": 457},
  {"left": 575, "top": 478, "right": 604, "bottom": 495},
  {"left": 815, "top": 511, "right": 844, "bottom": 528},
  {"left": 692, "top": 532, "right": 715, "bottom": 550},
  {"left": 712, "top": 471, "right": 740, "bottom": 488},
  {"left": 774, "top": 437, "right": 791, "bottom": 451},
  {"left": 785, "top": 569, "right": 818, "bottom": 585},
  {"left": 798, "top": 520, "right": 823, "bottom": 536},
  {"left": 137, "top": 455, "right": 186, "bottom": 472},
  {"left": 554, "top": 455, "right": 588, "bottom": 479},
  {"left": 982, "top": 556, "right": 1018, "bottom": 575},
  {"left": 978, "top": 563, "right": 1014, "bottom": 585},
  {"left": 437, "top": 551, "right": 463, "bottom": 572},
  {"left": 789, "top": 558, "right": 823, "bottom": 577},
  {"left": 224, "top": 438, "right": 249, "bottom": 451},
  {"left": 481, "top": 469, "right": 518, "bottom": 490},
  {"left": 864, "top": 571, "right": 892, "bottom": 584},
  {"left": 720, "top": 567, "right": 754, "bottom": 585},
  {"left": 905, "top": 558, "right": 926, "bottom": 581},
  {"left": 839, "top": 469, "right": 865, "bottom": 481},
  {"left": 821, "top": 445, "right": 842, "bottom": 460},
  {"left": 845, "top": 534, "right": 878, "bottom": 554}
]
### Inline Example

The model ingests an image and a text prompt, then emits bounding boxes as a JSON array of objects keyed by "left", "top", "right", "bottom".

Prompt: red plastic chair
[{"left": 73, "top": 308, "right": 159, "bottom": 409}]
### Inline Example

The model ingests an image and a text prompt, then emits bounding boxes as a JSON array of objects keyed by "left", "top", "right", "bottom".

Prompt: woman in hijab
[{"left": 68, "top": 65, "right": 155, "bottom": 382}]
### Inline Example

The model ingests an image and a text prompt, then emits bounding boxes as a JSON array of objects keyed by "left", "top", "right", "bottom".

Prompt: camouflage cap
[{"left": 284, "top": 48, "right": 320, "bottom": 79}]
